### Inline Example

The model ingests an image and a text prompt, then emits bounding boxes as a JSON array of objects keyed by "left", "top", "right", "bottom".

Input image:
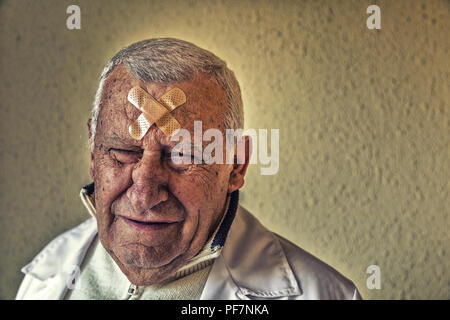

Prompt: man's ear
[
  {"left": 87, "top": 119, "right": 95, "bottom": 180},
  {"left": 228, "top": 135, "right": 251, "bottom": 193}
]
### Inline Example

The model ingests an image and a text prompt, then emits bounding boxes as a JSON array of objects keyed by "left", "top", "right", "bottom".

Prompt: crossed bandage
[{"left": 128, "top": 86, "right": 187, "bottom": 139}]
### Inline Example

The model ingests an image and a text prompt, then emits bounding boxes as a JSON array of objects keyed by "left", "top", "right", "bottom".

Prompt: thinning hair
[{"left": 89, "top": 38, "right": 243, "bottom": 151}]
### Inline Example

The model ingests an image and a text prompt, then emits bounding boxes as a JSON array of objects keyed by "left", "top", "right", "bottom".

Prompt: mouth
[{"left": 120, "top": 216, "right": 178, "bottom": 231}]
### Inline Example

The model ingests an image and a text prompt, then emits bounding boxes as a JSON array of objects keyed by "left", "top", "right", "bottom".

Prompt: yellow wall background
[{"left": 0, "top": 0, "right": 448, "bottom": 299}]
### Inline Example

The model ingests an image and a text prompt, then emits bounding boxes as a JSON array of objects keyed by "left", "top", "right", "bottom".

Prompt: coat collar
[
  {"left": 21, "top": 218, "right": 97, "bottom": 281},
  {"left": 201, "top": 205, "right": 302, "bottom": 299},
  {"left": 20, "top": 217, "right": 97, "bottom": 299}
]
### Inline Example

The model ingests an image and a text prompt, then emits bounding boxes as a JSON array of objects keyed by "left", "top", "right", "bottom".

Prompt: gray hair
[{"left": 89, "top": 38, "right": 243, "bottom": 151}]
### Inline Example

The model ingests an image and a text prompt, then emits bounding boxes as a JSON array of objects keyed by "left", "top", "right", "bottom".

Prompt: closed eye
[
  {"left": 109, "top": 148, "right": 142, "bottom": 164},
  {"left": 166, "top": 151, "right": 193, "bottom": 166}
]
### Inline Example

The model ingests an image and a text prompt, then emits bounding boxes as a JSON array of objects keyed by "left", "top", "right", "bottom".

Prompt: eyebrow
[
  {"left": 104, "top": 133, "right": 140, "bottom": 149},
  {"left": 104, "top": 132, "right": 203, "bottom": 153}
]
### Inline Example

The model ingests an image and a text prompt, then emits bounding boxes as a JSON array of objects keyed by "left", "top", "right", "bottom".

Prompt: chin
[
  {"left": 112, "top": 245, "right": 190, "bottom": 285},
  {"left": 114, "top": 242, "right": 181, "bottom": 269}
]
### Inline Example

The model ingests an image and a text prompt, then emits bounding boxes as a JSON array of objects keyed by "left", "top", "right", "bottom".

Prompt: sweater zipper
[{"left": 127, "top": 283, "right": 139, "bottom": 299}]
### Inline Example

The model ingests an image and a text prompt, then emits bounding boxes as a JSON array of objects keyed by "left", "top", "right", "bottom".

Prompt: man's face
[{"left": 91, "top": 65, "right": 239, "bottom": 285}]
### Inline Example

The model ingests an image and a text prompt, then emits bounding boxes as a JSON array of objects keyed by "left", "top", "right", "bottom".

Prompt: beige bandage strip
[{"left": 128, "top": 86, "right": 186, "bottom": 139}]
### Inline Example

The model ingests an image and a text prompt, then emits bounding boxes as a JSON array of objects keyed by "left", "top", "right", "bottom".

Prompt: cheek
[
  {"left": 168, "top": 179, "right": 202, "bottom": 220},
  {"left": 95, "top": 158, "right": 133, "bottom": 210},
  {"left": 216, "top": 167, "right": 231, "bottom": 193},
  {"left": 169, "top": 173, "right": 213, "bottom": 208},
  {"left": 168, "top": 166, "right": 228, "bottom": 212}
]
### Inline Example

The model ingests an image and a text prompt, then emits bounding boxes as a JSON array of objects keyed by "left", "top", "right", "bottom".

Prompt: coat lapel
[
  {"left": 20, "top": 218, "right": 98, "bottom": 299},
  {"left": 201, "top": 206, "right": 302, "bottom": 300}
]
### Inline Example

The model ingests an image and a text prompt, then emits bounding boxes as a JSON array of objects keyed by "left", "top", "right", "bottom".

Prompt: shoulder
[
  {"left": 275, "top": 234, "right": 361, "bottom": 299},
  {"left": 223, "top": 206, "right": 360, "bottom": 300},
  {"left": 16, "top": 218, "right": 98, "bottom": 300},
  {"left": 20, "top": 217, "right": 97, "bottom": 277}
]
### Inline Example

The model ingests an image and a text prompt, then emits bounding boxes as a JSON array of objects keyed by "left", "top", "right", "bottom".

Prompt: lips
[
  {"left": 127, "top": 217, "right": 176, "bottom": 224},
  {"left": 120, "top": 216, "right": 178, "bottom": 231}
]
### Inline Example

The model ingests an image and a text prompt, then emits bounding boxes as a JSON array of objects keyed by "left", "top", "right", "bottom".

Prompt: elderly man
[{"left": 16, "top": 38, "right": 361, "bottom": 300}]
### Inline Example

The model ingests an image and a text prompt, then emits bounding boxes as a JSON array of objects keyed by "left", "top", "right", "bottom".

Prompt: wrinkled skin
[{"left": 89, "top": 65, "right": 249, "bottom": 285}]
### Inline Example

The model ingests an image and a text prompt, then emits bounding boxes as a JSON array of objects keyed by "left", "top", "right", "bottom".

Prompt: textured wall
[{"left": 0, "top": 0, "right": 448, "bottom": 300}]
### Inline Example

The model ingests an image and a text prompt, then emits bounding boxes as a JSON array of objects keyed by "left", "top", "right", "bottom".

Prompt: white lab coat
[{"left": 16, "top": 206, "right": 361, "bottom": 300}]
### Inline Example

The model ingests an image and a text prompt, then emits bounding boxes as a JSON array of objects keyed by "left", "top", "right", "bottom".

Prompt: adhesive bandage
[{"left": 127, "top": 86, "right": 186, "bottom": 139}]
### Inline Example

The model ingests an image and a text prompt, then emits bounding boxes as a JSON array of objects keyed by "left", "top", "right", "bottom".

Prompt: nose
[{"left": 127, "top": 151, "right": 169, "bottom": 215}]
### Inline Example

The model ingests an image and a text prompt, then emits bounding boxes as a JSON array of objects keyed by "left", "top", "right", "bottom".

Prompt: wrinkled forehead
[{"left": 97, "top": 64, "right": 227, "bottom": 146}]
